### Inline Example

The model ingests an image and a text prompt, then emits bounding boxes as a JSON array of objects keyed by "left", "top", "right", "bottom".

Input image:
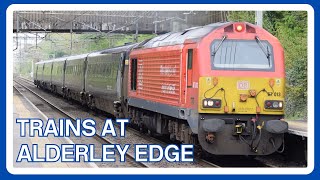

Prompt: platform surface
[
  {"left": 13, "top": 89, "right": 95, "bottom": 168},
  {"left": 286, "top": 120, "right": 307, "bottom": 137}
]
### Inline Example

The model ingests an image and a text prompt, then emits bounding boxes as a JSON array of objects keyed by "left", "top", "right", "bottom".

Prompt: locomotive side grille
[{"left": 135, "top": 50, "right": 181, "bottom": 105}]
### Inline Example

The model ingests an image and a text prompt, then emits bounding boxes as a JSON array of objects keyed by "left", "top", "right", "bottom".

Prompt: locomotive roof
[{"left": 140, "top": 22, "right": 230, "bottom": 49}]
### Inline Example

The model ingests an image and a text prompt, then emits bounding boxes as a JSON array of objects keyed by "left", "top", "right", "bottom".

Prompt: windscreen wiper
[
  {"left": 255, "top": 36, "right": 271, "bottom": 67},
  {"left": 212, "top": 35, "right": 227, "bottom": 57}
]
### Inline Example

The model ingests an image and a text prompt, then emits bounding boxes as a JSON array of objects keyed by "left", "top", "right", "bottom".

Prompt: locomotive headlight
[
  {"left": 203, "top": 100, "right": 208, "bottom": 106},
  {"left": 208, "top": 100, "right": 214, "bottom": 107},
  {"left": 279, "top": 102, "right": 283, "bottom": 108},
  {"left": 236, "top": 25, "right": 243, "bottom": 32},
  {"left": 264, "top": 100, "right": 283, "bottom": 110},
  {"left": 202, "top": 98, "right": 222, "bottom": 108},
  {"left": 273, "top": 101, "right": 279, "bottom": 108}
]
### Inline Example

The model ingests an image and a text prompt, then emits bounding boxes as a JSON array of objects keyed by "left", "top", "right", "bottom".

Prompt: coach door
[
  {"left": 62, "top": 60, "right": 66, "bottom": 90},
  {"left": 120, "top": 52, "right": 129, "bottom": 116},
  {"left": 83, "top": 56, "right": 88, "bottom": 92},
  {"left": 35, "top": 65, "right": 38, "bottom": 80},
  {"left": 120, "top": 53, "right": 126, "bottom": 98}
]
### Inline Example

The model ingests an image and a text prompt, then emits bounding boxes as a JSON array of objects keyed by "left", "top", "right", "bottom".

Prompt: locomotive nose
[{"left": 198, "top": 77, "right": 284, "bottom": 115}]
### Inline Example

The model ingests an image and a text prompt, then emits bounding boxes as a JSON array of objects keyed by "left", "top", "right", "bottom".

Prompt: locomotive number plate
[{"left": 237, "top": 80, "right": 250, "bottom": 90}]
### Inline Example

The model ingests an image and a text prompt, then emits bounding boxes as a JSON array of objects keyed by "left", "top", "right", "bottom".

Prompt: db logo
[{"left": 237, "top": 81, "right": 250, "bottom": 90}]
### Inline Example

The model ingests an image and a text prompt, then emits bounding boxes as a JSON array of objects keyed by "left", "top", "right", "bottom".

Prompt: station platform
[
  {"left": 13, "top": 89, "right": 96, "bottom": 168},
  {"left": 286, "top": 120, "right": 308, "bottom": 137}
]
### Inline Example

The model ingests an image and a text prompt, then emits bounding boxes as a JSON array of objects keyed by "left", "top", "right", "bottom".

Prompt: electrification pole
[
  {"left": 134, "top": 22, "right": 138, "bottom": 42},
  {"left": 70, "top": 22, "right": 73, "bottom": 55},
  {"left": 255, "top": 11, "right": 263, "bottom": 27}
]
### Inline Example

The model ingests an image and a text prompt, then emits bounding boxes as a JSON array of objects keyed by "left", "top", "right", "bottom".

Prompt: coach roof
[{"left": 35, "top": 57, "right": 66, "bottom": 64}]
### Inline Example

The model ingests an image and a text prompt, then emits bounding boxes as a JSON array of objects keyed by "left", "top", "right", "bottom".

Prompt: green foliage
[
  {"left": 227, "top": 11, "right": 255, "bottom": 23},
  {"left": 228, "top": 11, "right": 308, "bottom": 119},
  {"left": 52, "top": 50, "right": 68, "bottom": 58}
]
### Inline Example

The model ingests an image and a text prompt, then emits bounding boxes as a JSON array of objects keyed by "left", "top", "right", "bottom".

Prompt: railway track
[{"left": 14, "top": 77, "right": 220, "bottom": 168}]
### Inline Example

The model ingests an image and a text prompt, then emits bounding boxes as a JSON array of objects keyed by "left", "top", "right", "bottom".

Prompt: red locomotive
[{"left": 128, "top": 22, "right": 287, "bottom": 155}]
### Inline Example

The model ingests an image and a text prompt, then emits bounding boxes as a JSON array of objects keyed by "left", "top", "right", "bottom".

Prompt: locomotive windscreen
[{"left": 211, "top": 39, "right": 274, "bottom": 71}]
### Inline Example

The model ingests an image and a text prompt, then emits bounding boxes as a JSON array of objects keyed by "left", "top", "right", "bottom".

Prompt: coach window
[{"left": 131, "top": 59, "right": 138, "bottom": 91}]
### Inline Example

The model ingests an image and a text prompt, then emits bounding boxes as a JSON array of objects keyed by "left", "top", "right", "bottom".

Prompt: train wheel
[
  {"left": 139, "top": 124, "right": 147, "bottom": 134},
  {"left": 54, "top": 86, "right": 58, "bottom": 95},
  {"left": 80, "top": 94, "right": 86, "bottom": 106},
  {"left": 67, "top": 90, "right": 73, "bottom": 104},
  {"left": 89, "top": 97, "right": 96, "bottom": 111},
  {"left": 147, "top": 130, "right": 155, "bottom": 137}
]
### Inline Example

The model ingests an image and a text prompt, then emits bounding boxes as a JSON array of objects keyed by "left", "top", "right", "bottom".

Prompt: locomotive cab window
[
  {"left": 131, "top": 58, "right": 138, "bottom": 91},
  {"left": 211, "top": 39, "right": 274, "bottom": 71}
]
